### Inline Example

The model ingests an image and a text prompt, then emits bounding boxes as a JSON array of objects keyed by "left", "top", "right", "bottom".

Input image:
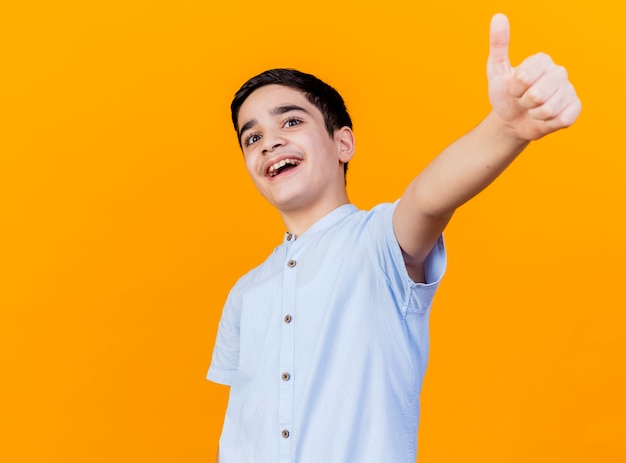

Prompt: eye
[
  {"left": 283, "top": 117, "right": 302, "bottom": 128},
  {"left": 245, "top": 133, "right": 261, "bottom": 146}
]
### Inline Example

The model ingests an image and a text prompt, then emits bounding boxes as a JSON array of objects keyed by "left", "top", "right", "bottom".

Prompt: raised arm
[{"left": 393, "top": 13, "right": 581, "bottom": 282}]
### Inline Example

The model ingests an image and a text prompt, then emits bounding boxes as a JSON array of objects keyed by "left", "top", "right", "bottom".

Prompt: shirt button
[
  {"left": 281, "top": 430, "right": 290, "bottom": 438},
  {"left": 284, "top": 314, "right": 292, "bottom": 324},
  {"left": 287, "top": 259, "right": 297, "bottom": 268},
  {"left": 286, "top": 233, "right": 293, "bottom": 241},
  {"left": 281, "top": 372, "right": 291, "bottom": 381}
]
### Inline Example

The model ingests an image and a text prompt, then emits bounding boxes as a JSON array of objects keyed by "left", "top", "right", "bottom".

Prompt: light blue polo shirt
[{"left": 208, "top": 201, "right": 446, "bottom": 463}]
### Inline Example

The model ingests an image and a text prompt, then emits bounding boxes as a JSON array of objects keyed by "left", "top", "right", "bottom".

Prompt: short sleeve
[
  {"left": 405, "top": 234, "right": 446, "bottom": 315},
  {"left": 207, "top": 289, "right": 241, "bottom": 385},
  {"left": 367, "top": 201, "right": 447, "bottom": 317}
]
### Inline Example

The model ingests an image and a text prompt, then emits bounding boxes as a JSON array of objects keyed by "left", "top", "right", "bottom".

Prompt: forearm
[
  {"left": 393, "top": 14, "right": 579, "bottom": 275},
  {"left": 407, "top": 110, "right": 529, "bottom": 218}
]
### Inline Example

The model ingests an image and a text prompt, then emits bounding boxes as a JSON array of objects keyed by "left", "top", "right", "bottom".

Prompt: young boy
[{"left": 207, "top": 14, "right": 581, "bottom": 463}]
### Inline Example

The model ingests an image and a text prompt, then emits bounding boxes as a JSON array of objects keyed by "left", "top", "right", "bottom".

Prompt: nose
[
  {"left": 262, "top": 142, "right": 282, "bottom": 155},
  {"left": 262, "top": 144, "right": 280, "bottom": 154},
  {"left": 261, "top": 132, "right": 284, "bottom": 154}
]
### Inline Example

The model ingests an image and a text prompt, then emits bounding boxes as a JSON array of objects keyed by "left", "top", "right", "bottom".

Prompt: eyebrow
[{"left": 238, "top": 104, "right": 311, "bottom": 141}]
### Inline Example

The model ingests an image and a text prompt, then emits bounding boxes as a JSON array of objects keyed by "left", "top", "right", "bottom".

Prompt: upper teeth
[{"left": 268, "top": 158, "right": 301, "bottom": 176}]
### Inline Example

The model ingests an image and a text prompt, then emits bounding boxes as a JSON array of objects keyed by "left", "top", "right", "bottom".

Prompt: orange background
[{"left": 1, "top": 0, "right": 624, "bottom": 461}]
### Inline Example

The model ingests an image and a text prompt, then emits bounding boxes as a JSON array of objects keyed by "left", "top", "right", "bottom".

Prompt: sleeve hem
[
  {"left": 207, "top": 367, "right": 234, "bottom": 386},
  {"left": 405, "top": 234, "right": 446, "bottom": 315}
]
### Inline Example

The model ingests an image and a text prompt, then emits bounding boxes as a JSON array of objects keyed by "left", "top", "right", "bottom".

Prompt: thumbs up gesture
[{"left": 487, "top": 14, "right": 581, "bottom": 141}]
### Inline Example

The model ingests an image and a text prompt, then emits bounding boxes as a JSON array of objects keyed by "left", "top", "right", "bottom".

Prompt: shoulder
[{"left": 336, "top": 201, "right": 398, "bottom": 232}]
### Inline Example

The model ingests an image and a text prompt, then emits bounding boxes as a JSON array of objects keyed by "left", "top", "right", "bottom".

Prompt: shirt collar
[{"left": 283, "top": 203, "right": 358, "bottom": 244}]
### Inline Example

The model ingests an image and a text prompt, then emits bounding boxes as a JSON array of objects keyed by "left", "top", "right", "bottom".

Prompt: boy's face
[{"left": 237, "top": 84, "right": 353, "bottom": 215}]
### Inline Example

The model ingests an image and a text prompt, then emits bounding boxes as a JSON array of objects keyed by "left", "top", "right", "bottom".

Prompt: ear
[{"left": 335, "top": 126, "right": 355, "bottom": 163}]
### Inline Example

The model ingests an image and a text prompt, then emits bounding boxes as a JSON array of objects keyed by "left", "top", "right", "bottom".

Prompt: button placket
[{"left": 278, "top": 245, "right": 298, "bottom": 461}]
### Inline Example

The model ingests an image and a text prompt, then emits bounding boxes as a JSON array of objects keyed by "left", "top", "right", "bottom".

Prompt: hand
[{"left": 487, "top": 13, "right": 582, "bottom": 141}]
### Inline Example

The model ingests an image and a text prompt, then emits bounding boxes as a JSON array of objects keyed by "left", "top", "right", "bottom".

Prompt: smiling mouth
[{"left": 267, "top": 158, "right": 302, "bottom": 177}]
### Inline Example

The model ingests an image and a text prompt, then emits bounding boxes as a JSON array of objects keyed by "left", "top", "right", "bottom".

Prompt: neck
[{"left": 279, "top": 193, "right": 350, "bottom": 237}]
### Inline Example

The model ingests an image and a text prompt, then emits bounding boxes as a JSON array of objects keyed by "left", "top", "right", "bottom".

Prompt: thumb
[{"left": 487, "top": 13, "right": 511, "bottom": 78}]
